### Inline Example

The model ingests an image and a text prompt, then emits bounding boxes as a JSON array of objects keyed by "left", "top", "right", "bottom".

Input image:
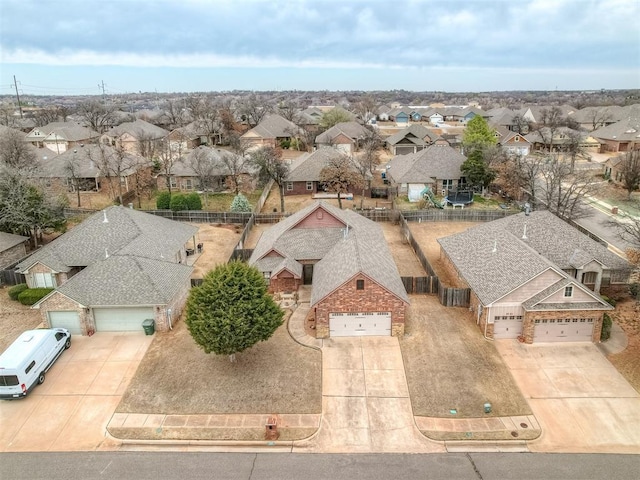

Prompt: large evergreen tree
[
  {"left": 462, "top": 115, "right": 497, "bottom": 153},
  {"left": 461, "top": 150, "right": 496, "bottom": 192},
  {"left": 185, "top": 261, "right": 284, "bottom": 362}
]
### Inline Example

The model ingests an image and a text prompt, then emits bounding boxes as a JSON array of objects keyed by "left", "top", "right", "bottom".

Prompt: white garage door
[
  {"left": 533, "top": 318, "right": 594, "bottom": 342},
  {"left": 94, "top": 307, "right": 155, "bottom": 332},
  {"left": 493, "top": 316, "right": 523, "bottom": 339},
  {"left": 48, "top": 311, "right": 82, "bottom": 335},
  {"left": 329, "top": 312, "right": 391, "bottom": 337}
]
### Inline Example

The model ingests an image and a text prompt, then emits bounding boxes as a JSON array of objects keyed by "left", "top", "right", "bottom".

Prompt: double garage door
[
  {"left": 329, "top": 312, "right": 391, "bottom": 337},
  {"left": 93, "top": 307, "right": 155, "bottom": 332},
  {"left": 533, "top": 318, "right": 595, "bottom": 342}
]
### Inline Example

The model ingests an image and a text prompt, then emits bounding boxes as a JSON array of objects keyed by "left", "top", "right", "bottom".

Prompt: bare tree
[
  {"left": 587, "top": 108, "right": 613, "bottom": 131},
  {"left": 538, "top": 154, "right": 600, "bottom": 219},
  {"left": 0, "top": 104, "right": 17, "bottom": 127},
  {"left": 190, "top": 97, "right": 223, "bottom": 145},
  {"left": 187, "top": 147, "right": 217, "bottom": 205},
  {"left": 298, "top": 124, "right": 320, "bottom": 152},
  {"left": 64, "top": 154, "right": 84, "bottom": 207},
  {"left": 77, "top": 100, "right": 116, "bottom": 133},
  {"left": 0, "top": 129, "right": 37, "bottom": 173},
  {"left": 228, "top": 131, "right": 251, "bottom": 158},
  {"left": 237, "top": 93, "right": 272, "bottom": 128},
  {"left": 249, "top": 146, "right": 288, "bottom": 212},
  {"left": 535, "top": 107, "right": 564, "bottom": 152},
  {"left": 617, "top": 150, "right": 640, "bottom": 199},
  {"left": 136, "top": 130, "right": 160, "bottom": 160},
  {"left": 319, "top": 153, "right": 364, "bottom": 209},
  {"left": 219, "top": 151, "right": 247, "bottom": 195},
  {"left": 564, "top": 130, "right": 585, "bottom": 173},
  {"left": 511, "top": 114, "right": 531, "bottom": 134},
  {"left": 358, "top": 128, "right": 382, "bottom": 174},
  {"left": 33, "top": 107, "right": 61, "bottom": 127},
  {"left": 277, "top": 99, "right": 301, "bottom": 122},
  {"left": 156, "top": 139, "right": 180, "bottom": 195},
  {"left": 353, "top": 96, "right": 378, "bottom": 124},
  {"left": 127, "top": 154, "right": 154, "bottom": 208},
  {"left": 218, "top": 99, "right": 238, "bottom": 137},
  {"left": 162, "top": 99, "right": 187, "bottom": 129}
]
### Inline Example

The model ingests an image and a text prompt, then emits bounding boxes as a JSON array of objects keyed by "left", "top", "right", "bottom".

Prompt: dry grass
[
  {"left": 260, "top": 186, "right": 390, "bottom": 214},
  {"left": 190, "top": 223, "right": 242, "bottom": 278},
  {"left": 0, "top": 289, "right": 44, "bottom": 353},
  {"left": 408, "top": 222, "right": 479, "bottom": 286},
  {"left": 400, "top": 295, "right": 531, "bottom": 418},
  {"left": 607, "top": 295, "right": 640, "bottom": 392},
  {"left": 116, "top": 313, "right": 322, "bottom": 415},
  {"left": 378, "top": 222, "right": 426, "bottom": 277}
]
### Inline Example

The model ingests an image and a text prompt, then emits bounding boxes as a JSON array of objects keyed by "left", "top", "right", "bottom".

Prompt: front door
[{"left": 303, "top": 264, "right": 313, "bottom": 285}]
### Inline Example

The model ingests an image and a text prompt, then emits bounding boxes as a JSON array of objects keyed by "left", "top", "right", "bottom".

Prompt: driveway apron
[
  {"left": 495, "top": 340, "right": 640, "bottom": 453},
  {"left": 294, "top": 336, "right": 444, "bottom": 453}
]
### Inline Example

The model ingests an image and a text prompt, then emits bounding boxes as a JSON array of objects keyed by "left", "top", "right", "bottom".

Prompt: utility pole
[
  {"left": 13, "top": 75, "right": 23, "bottom": 118},
  {"left": 98, "top": 80, "right": 106, "bottom": 104}
]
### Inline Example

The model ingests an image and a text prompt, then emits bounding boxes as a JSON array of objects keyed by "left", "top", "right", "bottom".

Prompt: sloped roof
[
  {"left": 106, "top": 119, "right": 169, "bottom": 140},
  {"left": 385, "top": 124, "right": 437, "bottom": 146},
  {"left": 0, "top": 232, "right": 28, "bottom": 251},
  {"left": 591, "top": 115, "right": 640, "bottom": 142},
  {"left": 17, "top": 206, "right": 198, "bottom": 272},
  {"left": 43, "top": 124, "right": 99, "bottom": 142},
  {"left": 249, "top": 202, "right": 408, "bottom": 305},
  {"left": 286, "top": 147, "right": 348, "bottom": 182},
  {"left": 315, "top": 122, "right": 369, "bottom": 144},
  {"left": 55, "top": 255, "right": 192, "bottom": 306},
  {"left": 242, "top": 114, "right": 300, "bottom": 139},
  {"left": 521, "top": 278, "right": 611, "bottom": 311},
  {"left": 33, "top": 144, "right": 143, "bottom": 178},
  {"left": 170, "top": 146, "right": 249, "bottom": 177},
  {"left": 387, "top": 144, "right": 466, "bottom": 183}
]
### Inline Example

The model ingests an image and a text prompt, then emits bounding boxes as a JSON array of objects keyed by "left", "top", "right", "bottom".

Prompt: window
[
  {"left": 356, "top": 279, "right": 365, "bottom": 290},
  {"left": 582, "top": 272, "right": 597, "bottom": 284},
  {"left": 286, "top": 182, "right": 293, "bottom": 191},
  {"left": 263, "top": 271, "right": 271, "bottom": 285},
  {"left": 442, "top": 179, "right": 454, "bottom": 189},
  {"left": 25, "top": 361, "right": 36, "bottom": 374},
  {"left": 169, "top": 177, "right": 178, "bottom": 188},
  {"left": 33, "top": 273, "right": 55, "bottom": 288},
  {"left": 306, "top": 182, "right": 313, "bottom": 191},
  {"left": 0, "top": 375, "right": 19, "bottom": 387},
  {"left": 55, "top": 332, "right": 66, "bottom": 341},
  {"left": 185, "top": 179, "right": 193, "bottom": 191},
  {"left": 564, "top": 286, "right": 573, "bottom": 297}
]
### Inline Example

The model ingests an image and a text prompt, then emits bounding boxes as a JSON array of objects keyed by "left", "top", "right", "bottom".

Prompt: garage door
[
  {"left": 329, "top": 312, "right": 391, "bottom": 337},
  {"left": 493, "top": 316, "right": 523, "bottom": 339},
  {"left": 533, "top": 318, "right": 594, "bottom": 342},
  {"left": 93, "top": 307, "right": 155, "bottom": 332},
  {"left": 48, "top": 311, "right": 82, "bottom": 335}
]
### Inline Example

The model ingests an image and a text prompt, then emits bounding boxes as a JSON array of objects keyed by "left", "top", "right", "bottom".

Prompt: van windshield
[{"left": 0, "top": 375, "right": 19, "bottom": 387}]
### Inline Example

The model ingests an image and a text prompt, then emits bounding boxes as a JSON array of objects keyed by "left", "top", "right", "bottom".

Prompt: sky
[{"left": 1, "top": 0, "right": 639, "bottom": 96}]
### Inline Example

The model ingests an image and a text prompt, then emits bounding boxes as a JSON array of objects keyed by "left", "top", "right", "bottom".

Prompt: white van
[{"left": 0, "top": 328, "right": 71, "bottom": 399}]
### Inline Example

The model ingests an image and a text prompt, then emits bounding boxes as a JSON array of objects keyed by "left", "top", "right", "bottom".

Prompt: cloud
[{"left": 1, "top": 0, "right": 638, "bottom": 74}]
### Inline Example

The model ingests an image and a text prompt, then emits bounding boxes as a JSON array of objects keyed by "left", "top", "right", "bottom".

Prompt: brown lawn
[
  {"left": 260, "top": 186, "right": 391, "bottom": 214},
  {"left": 190, "top": 223, "right": 242, "bottom": 278},
  {"left": 116, "top": 314, "right": 322, "bottom": 415},
  {"left": 607, "top": 294, "right": 640, "bottom": 393},
  {"left": 408, "top": 222, "right": 479, "bottom": 286},
  {"left": 379, "top": 222, "right": 426, "bottom": 277},
  {"left": 0, "top": 289, "right": 44, "bottom": 352},
  {"left": 401, "top": 295, "right": 532, "bottom": 419}
]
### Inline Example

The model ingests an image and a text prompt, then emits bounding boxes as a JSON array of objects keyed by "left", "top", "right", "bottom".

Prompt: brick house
[
  {"left": 101, "top": 119, "right": 169, "bottom": 154},
  {"left": 386, "top": 144, "right": 467, "bottom": 201},
  {"left": 591, "top": 115, "right": 640, "bottom": 153},
  {"left": 284, "top": 147, "right": 365, "bottom": 196},
  {"left": 314, "top": 121, "right": 370, "bottom": 155},
  {"left": 385, "top": 124, "right": 442, "bottom": 156},
  {"left": 25, "top": 121, "right": 99, "bottom": 153},
  {"left": 17, "top": 206, "right": 198, "bottom": 335},
  {"left": 241, "top": 114, "right": 301, "bottom": 151},
  {"left": 0, "top": 232, "right": 29, "bottom": 269},
  {"left": 437, "top": 210, "right": 628, "bottom": 343},
  {"left": 249, "top": 202, "right": 409, "bottom": 338}
]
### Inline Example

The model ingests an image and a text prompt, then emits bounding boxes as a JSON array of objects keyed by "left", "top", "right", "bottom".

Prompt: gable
[
  {"left": 331, "top": 133, "right": 353, "bottom": 144},
  {"left": 495, "top": 269, "right": 564, "bottom": 304},
  {"left": 294, "top": 206, "right": 346, "bottom": 229},
  {"left": 540, "top": 283, "right": 595, "bottom": 304}
]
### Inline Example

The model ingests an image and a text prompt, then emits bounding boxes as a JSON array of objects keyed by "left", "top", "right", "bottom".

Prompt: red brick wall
[
  {"left": 314, "top": 274, "right": 407, "bottom": 338},
  {"left": 295, "top": 207, "right": 345, "bottom": 228},
  {"left": 269, "top": 277, "right": 301, "bottom": 294},
  {"left": 522, "top": 309, "right": 604, "bottom": 344},
  {"left": 285, "top": 181, "right": 318, "bottom": 196}
]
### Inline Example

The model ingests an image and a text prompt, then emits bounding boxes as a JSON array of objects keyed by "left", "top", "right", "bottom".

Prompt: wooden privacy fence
[
  {"left": 401, "top": 208, "right": 515, "bottom": 223},
  {"left": 401, "top": 276, "right": 439, "bottom": 294},
  {"left": 438, "top": 285, "right": 471, "bottom": 307},
  {"left": 1, "top": 268, "right": 25, "bottom": 286}
]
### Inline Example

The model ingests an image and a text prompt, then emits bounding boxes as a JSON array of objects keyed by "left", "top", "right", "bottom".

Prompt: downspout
[{"left": 167, "top": 308, "right": 173, "bottom": 330}]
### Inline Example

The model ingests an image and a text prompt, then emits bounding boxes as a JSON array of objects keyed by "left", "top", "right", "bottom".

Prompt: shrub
[
  {"left": 8, "top": 283, "right": 28, "bottom": 301},
  {"left": 230, "top": 193, "right": 252, "bottom": 213},
  {"left": 170, "top": 194, "right": 188, "bottom": 211},
  {"left": 185, "top": 192, "right": 202, "bottom": 210},
  {"left": 629, "top": 283, "right": 640, "bottom": 300},
  {"left": 17, "top": 288, "right": 54, "bottom": 306},
  {"left": 601, "top": 295, "right": 616, "bottom": 307},
  {"left": 156, "top": 191, "right": 171, "bottom": 209},
  {"left": 600, "top": 313, "right": 612, "bottom": 342}
]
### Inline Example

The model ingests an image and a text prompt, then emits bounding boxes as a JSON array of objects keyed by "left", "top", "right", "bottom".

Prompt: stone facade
[
  {"left": 313, "top": 274, "right": 407, "bottom": 339},
  {"left": 523, "top": 309, "right": 604, "bottom": 344}
]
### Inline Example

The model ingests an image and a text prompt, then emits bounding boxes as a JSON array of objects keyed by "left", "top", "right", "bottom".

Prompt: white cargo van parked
[{"left": 0, "top": 328, "right": 71, "bottom": 399}]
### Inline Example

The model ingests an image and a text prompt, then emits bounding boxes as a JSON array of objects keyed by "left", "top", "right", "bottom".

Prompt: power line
[{"left": 13, "top": 75, "right": 23, "bottom": 118}]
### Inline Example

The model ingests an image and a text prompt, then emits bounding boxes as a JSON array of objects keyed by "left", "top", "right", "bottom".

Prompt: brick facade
[
  {"left": 313, "top": 274, "right": 407, "bottom": 339},
  {"left": 39, "top": 292, "right": 90, "bottom": 335},
  {"left": 522, "top": 309, "right": 604, "bottom": 344},
  {"left": 0, "top": 242, "right": 27, "bottom": 269},
  {"left": 269, "top": 276, "right": 302, "bottom": 294}
]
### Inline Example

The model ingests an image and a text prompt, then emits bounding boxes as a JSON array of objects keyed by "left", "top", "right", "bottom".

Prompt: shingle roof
[
  {"left": 249, "top": 202, "right": 408, "bottom": 305},
  {"left": 385, "top": 124, "right": 437, "bottom": 146},
  {"left": 171, "top": 146, "right": 249, "bottom": 177},
  {"left": 243, "top": 114, "right": 300, "bottom": 139},
  {"left": 521, "top": 278, "right": 611, "bottom": 311},
  {"left": 107, "top": 119, "right": 169, "bottom": 140},
  {"left": 17, "top": 206, "right": 198, "bottom": 272},
  {"left": 43, "top": 124, "right": 99, "bottom": 142},
  {"left": 591, "top": 114, "right": 640, "bottom": 142},
  {"left": 55, "top": 255, "right": 192, "bottom": 306},
  {"left": 315, "top": 122, "right": 369, "bottom": 144},
  {"left": 387, "top": 144, "right": 466, "bottom": 184},
  {"left": 33, "top": 144, "right": 142, "bottom": 178},
  {"left": 286, "top": 147, "right": 348, "bottom": 182},
  {"left": 0, "top": 232, "right": 28, "bottom": 251}
]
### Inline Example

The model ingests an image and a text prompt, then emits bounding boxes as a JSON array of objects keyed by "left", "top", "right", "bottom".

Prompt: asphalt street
[
  {"left": 574, "top": 200, "right": 637, "bottom": 253},
  {"left": 1, "top": 452, "right": 639, "bottom": 480}
]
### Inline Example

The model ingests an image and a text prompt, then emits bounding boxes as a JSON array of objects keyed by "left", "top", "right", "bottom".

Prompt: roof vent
[
  {"left": 103, "top": 210, "right": 109, "bottom": 223},
  {"left": 522, "top": 223, "right": 528, "bottom": 240},
  {"left": 105, "top": 248, "right": 109, "bottom": 259},
  {"left": 492, "top": 239, "right": 497, "bottom": 253}
]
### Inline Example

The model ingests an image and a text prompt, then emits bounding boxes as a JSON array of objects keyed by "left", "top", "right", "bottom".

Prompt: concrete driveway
[
  {"left": 294, "top": 336, "right": 444, "bottom": 453},
  {"left": 0, "top": 332, "right": 153, "bottom": 452},
  {"left": 495, "top": 341, "right": 640, "bottom": 453}
]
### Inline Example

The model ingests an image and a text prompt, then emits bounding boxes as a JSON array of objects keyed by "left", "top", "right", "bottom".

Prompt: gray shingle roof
[
  {"left": 243, "top": 114, "right": 300, "bottom": 139},
  {"left": 591, "top": 114, "right": 640, "bottom": 142},
  {"left": 249, "top": 202, "right": 408, "bottom": 305},
  {"left": 286, "top": 147, "right": 348, "bottom": 182},
  {"left": 387, "top": 144, "right": 466, "bottom": 184},
  {"left": 0, "top": 232, "right": 28, "bottom": 251},
  {"left": 521, "top": 278, "right": 611, "bottom": 311},
  {"left": 106, "top": 119, "right": 169, "bottom": 139},
  {"left": 33, "top": 144, "right": 142, "bottom": 178},
  {"left": 55, "top": 255, "right": 192, "bottom": 306},
  {"left": 170, "top": 146, "right": 250, "bottom": 177},
  {"left": 42, "top": 124, "right": 99, "bottom": 142},
  {"left": 315, "top": 122, "right": 368, "bottom": 144},
  {"left": 385, "top": 124, "right": 438, "bottom": 146},
  {"left": 18, "top": 206, "right": 198, "bottom": 272}
]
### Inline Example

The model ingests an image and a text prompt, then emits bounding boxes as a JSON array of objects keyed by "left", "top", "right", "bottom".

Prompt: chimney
[{"left": 103, "top": 210, "right": 109, "bottom": 223}]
